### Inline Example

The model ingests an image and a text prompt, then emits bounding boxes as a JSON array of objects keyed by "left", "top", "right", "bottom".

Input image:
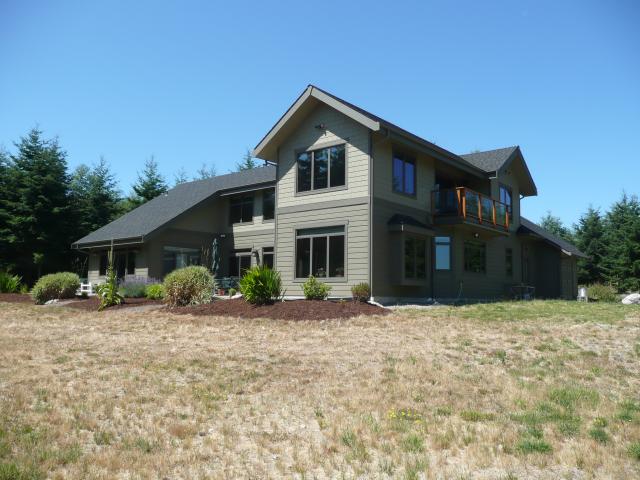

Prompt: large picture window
[
  {"left": 405, "top": 237, "right": 427, "bottom": 279},
  {"left": 163, "top": 246, "right": 200, "bottom": 275},
  {"left": 229, "top": 194, "right": 254, "bottom": 224},
  {"left": 295, "top": 226, "right": 345, "bottom": 278},
  {"left": 464, "top": 241, "right": 486, "bottom": 274},
  {"left": 435, "top": 236, "right": 451, "bottom": 271},
  {"left": 297, "top": 144, "right": 346, "bottom": 193},
  {"left": 263, "top": 189, "right": 275, "bottom": 220},
  {"left": 229, "top": 249, "right": 252, "bottom": 277},
  {"left": 392, "top": 153, "right": 416, "bottom": 195}
]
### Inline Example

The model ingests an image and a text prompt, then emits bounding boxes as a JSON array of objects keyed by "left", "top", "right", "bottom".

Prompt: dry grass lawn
[{"left": 1, "top": 300, "right": 639, "bottom": 479}]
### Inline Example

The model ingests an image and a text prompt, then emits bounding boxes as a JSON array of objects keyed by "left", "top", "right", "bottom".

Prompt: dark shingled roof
[
  {"left": 460, "top": 146, "right": 518, "bottom": 173},
  {"left": 519, "top": 217, "right": 587, "bottom": 258},
  {"left": 73, "top": 166, "right": 276, "bottom": 247}
]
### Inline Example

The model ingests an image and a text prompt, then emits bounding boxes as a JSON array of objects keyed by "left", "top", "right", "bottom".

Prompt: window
[
  {"left": 229, "top": 249, "right": 252, "bottom": 277},
  {"left": 464, "top": 241, "right": 486, "bottom": 273},
  {"left": 435, "top": 236, "right": 451, "bottom": 271},
  {"left": 392, "top": 153, "right": 416, "bottom": 195},
  {"left": 505, "top": 248, "right": 513, "bottom": 277},
  {"left": 263, "top": 189, "right": 275, "bottom": 220},
  {"left": 404, "top": 237, "right": 427, "bottom": 279},
  {"left": 99, "top": 252, "right": 108, "bottom": 276},
  {"left": 229, "top": 194, "right": 254, "bottom": 224},
  {"left": 500, "top": 184, "right": 512, "bottom": 214},
  {"left": 262, "top": 247, "right": 274, "bottom": 269},
  {"left": 296, "top": 144, "right": 346, "bottom": 193},
  {"left": 163, "top": 246, "right": 200, "bottom": 275},
  {"left": 295, "top": 226, "right": 345, "bottom": 278},
  {"left": 126, "top": 252, "right": 136, "bottom": 275}
]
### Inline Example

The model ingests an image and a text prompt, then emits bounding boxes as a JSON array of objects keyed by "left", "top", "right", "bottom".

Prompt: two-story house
[{"left": 73, "top": 85, "right": 585, "bottom": 301}]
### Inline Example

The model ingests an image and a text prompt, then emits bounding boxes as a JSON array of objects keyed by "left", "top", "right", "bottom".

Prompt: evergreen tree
[
  {"left": 129, "top": 156, "right": 168, "bottom": 207},
  {"left": 0, "top": 149, "right": 12, "bottom": 269},
  {"left": 3, "top": 128, "right": 73, "bottom": 282},
  {"left": 602, "top": 193, "right": 640, "bottom": 292},
  {"left": 236, "top": 150, "right": 256, "bottom": 171},
  {"left": 574, "top": 207, "right": 606, "bottom": 285},
  {"left": 539, "top": 211, "right": 574, "bottom": 242},
  {"left": 174, "top": 167, "right": 189, "bottom": 185},
  {"left": 195, "top": 162, "right": 217, "bottom": 179}
]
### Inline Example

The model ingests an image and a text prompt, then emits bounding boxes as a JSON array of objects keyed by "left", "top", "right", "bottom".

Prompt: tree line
[
  {"left": 0, "top": 128, "right": 258, "bottom": 284},
  {"left": 540, "top": 196, "right": 640, "bottom": 292}
]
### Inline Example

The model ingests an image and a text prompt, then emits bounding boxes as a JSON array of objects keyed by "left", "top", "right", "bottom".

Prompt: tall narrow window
[
  {"left": 392, "top": 153, "right": 416, "bottom": 195},
  {"left": 464, "top": 241, "right": 486, "bottom": 274},
  {"left": 435, "top": 236, "right": 451, "bottom": 271},
  {"left": 99, "top": 252, "right": 108, "bottom": 276},
  {"left": 295, "top": 226, "right": 345, "bottom": 278},
  {"left": 500, "top": 185, "right": 513, "bottom": 215},
  {"left": 229, "top": 194, "right": 254, "bottom": 224},
  {"left": 505, "top": 248, "right": 513, "bottom": 277},
  {"left": 262, "top": 247, "right": 274, "bottom": 269},
  {"left": 126, "top": 252, "right": 136, "bottom": 275},
  {"left": 404, "top": 237, "right": 427, "bottom": 279},
  {"left": 263, "top": 189, "right": 275, "bottom": 220},
  {"left": 296, "top": 144, "right": 346, "bottom": 192}
]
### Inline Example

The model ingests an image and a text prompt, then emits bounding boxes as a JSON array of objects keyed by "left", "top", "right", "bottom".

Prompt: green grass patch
[
  {"left": 0, "top": 462, "right": 42, "bottom": 480},
  {"left": 548, "top": 386, "right": 599, "bottom": 410},
  {"left": 516, "top": 437, "right": 552, "bottom": 454},
  {"left": 588, "top": 427, "right": 609, "bottom": 444},
  {"left": 401, "top": 433, "right": 424, "bottom": 453},
  {"left": 628, "top": 442, "right": 640, "bottom": 461},
  {"left": 460, "top": 410, "right": 496, "bottom": 422},
  {"left": 615, "top": 400, "right": 640, "bottom": 423},
  {"left": 341, "top": 429, "right": 368, "bottom": 461}
]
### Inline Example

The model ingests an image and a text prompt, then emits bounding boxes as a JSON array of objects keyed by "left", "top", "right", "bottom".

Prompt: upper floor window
[
  {"left": 263, "top": 189, "right": 275, "bottom": 220},
  {"left": 435, "top": 236, "right": 451, "bottom": 271},
  {"left": 229, "top": 194, "right": 254, "bottom": 224},
  {"left": 464, "top": 241, "right": 486, "bottom": 274},
  {"left": 500, "top": 184, "right": 512, "bottom": 215},
  {"left": 297, "top": 144, "right": 346, "bottom": 193},
  {"left": 392, "top": 153, "right": 416, "bottom": 196}
]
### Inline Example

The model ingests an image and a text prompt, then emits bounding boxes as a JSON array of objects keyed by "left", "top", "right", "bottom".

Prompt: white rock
[
  {"left": 231, "top": 293, "right": 243, "bottom": 299},
  {"left": 622, "top": 293, "right": 640, "bottom": 305}
]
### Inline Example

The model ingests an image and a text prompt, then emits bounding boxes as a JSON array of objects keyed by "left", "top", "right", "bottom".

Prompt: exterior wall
[
  {"left": 491, "top": 166, "right": 521, "bottom": 230},
  {"left": 274, "top": 103, "right": 371, "bottom": 297}
]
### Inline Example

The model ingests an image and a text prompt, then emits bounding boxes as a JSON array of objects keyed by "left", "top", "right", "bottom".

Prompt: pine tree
[
  {"left": 195, "top": 162, "right": 217, "bottom": 179},
  {"left": 174, "top": 167, "right": 189, "bottom": 185},
  {"left": 3, "top": 128, "right": 74, "bottom": 282},
  {"left": 539, "top": 211, "right": 574, "bottom": 242},
  {"left": 129, "top": 156, "right": 168, "bottom": 207},
  {"left": 0, "top": 149, "right": 12, "bottom": 269},
  {"left": 236, "top": 150, "right": 256, "bottom": 171},
  {"left": 602, "top": 193, "right": 640, "bottom": 292},
  {"left": 574, "top": 207, "right": 606, "bottom": 285}
]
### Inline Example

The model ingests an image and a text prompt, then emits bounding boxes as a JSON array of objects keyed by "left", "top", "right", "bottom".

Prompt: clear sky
[{"left": 1, "top": 0, "right": 638, "bottom": 226}]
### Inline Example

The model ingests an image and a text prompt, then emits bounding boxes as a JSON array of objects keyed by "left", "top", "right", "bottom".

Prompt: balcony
[{"left": 432, "top": 187, "right": 510, "bottom": 232}]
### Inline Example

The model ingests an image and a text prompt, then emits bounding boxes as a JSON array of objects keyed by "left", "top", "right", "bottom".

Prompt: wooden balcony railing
[{"left": 432, "top": 187, "right": 510, "bottom": 230}]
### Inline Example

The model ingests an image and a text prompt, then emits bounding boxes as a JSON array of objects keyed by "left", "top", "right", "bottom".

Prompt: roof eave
[{"left": 499, "top": 147, "right": 538, "bottom": 197}]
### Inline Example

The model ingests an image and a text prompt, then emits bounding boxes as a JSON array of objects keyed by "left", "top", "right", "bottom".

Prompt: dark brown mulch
[
  {"left": 170, "top": 298, "right": 390, "bottom": 321},
  {"left": 64, "top": 297, "right": 163, "bottom": 311},
  {"left": 0, "top": 293, "right": 33, "bottom": 304}
]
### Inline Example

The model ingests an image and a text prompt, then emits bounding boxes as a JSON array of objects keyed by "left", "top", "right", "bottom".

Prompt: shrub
[
  {"left": 164, "top": 266, "right": 214, "bottom": 307},
  {"left": 351, "top": 282, "right": 370, "bottom": 303},
  {"left": 0, "top": 271, "right": 22, "bottom": 293},
  {"left": 228, "top": 288, "right": 237, "bottom": 297},
  {"left": 96, "top": 259, "right": 123, "bottom": 311},
  {"left": 118, "top": 279, "right": 147, "bottom": 298},
  {"left": 239, "top": 265, "right": 282, "bottom": 305},
  {"left": 302, "top": 275, "right": 332, "bottom": 300},
  {"left": 145, "top": 284, "right": 165, "bottom": 300},
  {"left": 31, "top": 272, "right": 80, "bottom": 304},
  {"left": 587, "top": 283, "right": 617, "bottom": 302}
]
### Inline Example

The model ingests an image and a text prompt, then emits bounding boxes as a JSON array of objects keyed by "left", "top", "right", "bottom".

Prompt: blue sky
[{"left": 1, "top": 0, "right": 638, "bottom": 226}]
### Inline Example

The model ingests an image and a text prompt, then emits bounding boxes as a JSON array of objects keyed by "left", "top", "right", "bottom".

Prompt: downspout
[{"left": 368, "top": 129, "right": 373, "bottom": 301}]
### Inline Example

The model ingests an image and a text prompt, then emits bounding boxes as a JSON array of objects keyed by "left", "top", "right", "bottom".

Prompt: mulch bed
[
  {"left": 64, "top": 297, "right": 163, "bottom": 311},
  {"left": 170, "top": 298, "right": 390, "bottom": 320},
  {"left": 0, "top": 293, "right": 33, "bottom": 304}
]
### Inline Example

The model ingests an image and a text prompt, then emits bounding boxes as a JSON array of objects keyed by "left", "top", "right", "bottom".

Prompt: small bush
[
  {"left": 351, "top": 282, "right": 370, "bottom": 303},
  {"left": 228, "top": 288, "right": 237, "bottom": 297},
  {"left": 31, "top": 272, "right": 80, "bottom": 304},
  {"left": 302, "top": 275, "right": 332, "bottom": 300},
  {"left": 164, "top": 266, "right": 214, "bottom": 307},
  {"left": 587, "top": 283, "right": 617, "bottom": 302},
  {"left": 145, "top": 284, "right": 165, "bottom": 300},
  {"left": 239, "top": 265, "right": 282, "bottom": 305},
  {"left": 118, "top": 280, "right": 147, "bottom": 298},
  {"left": 0, "top": 271, "right": 22, "bottom": 293}
]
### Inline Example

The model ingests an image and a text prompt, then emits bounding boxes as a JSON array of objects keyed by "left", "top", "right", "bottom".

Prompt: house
[{"left": 72, "top": 85, "right": 586, "bottom": 302}]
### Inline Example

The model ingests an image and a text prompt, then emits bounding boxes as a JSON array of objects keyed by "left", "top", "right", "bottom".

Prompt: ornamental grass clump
[
  {"left": 163, "top": 266, "right": 214, "bottom": 307},
  {"left": 351, "top": 282, "right": 371, "bottom": 303},
  {"left": 302, "top": 275, "right": 332, "bottom": 300},
  {"left": 0, "top": 270, "right": 23, "bottom": 293},
  {"left": 95, "top": 257, "right": 123, "bottom": 311},
  {"left": 239, "top": 265, "right": 282, "bottom": 305},
  {"left": 31, "top": 272, "right": 80, "bottom": 304}
]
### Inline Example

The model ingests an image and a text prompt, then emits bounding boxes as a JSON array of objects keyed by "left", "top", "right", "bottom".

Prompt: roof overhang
[
  {"left": 498, "top": 147, "right": 537, "bottom": 197},
  {"left": 72, "top": 236, "right": 145, "bottom": 250}
]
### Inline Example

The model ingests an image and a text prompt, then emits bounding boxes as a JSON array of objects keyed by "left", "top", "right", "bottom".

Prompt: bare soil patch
[
  {"left": 64, "top": 296, "right": 162, "bottom": 311},
  {"left": 0, "top": 292, "right": 32, "bottom": 303},
  {"left": 171, "top": 298, "right": 390, "bottom": 320}
]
